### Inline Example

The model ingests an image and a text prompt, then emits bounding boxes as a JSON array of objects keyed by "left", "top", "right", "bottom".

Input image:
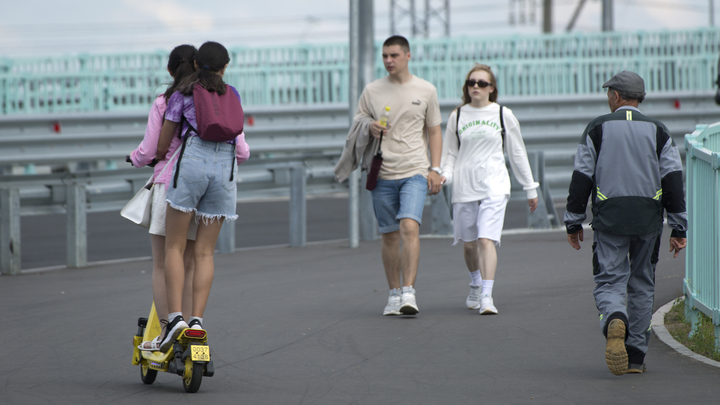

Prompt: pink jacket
[{"left": 130, "top": 96, "right": 250, "bottom": 189}]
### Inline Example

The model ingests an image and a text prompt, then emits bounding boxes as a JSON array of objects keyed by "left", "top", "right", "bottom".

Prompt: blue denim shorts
[
  {"left": 166, "top": 136, "right": 238, "bottom": 222},
  {"left": 370, "top": 174, "right": 428, "bottom": 233}
]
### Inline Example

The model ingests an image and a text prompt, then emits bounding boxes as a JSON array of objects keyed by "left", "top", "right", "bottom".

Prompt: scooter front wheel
[
  {"left": 140, "top": 363, "right": 158, "bottom": 384},
  {"left": 182, "top": 358, "right": 203, "bottom": 393}
]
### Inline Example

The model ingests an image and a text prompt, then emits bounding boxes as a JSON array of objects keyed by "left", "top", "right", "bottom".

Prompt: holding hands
[
  {"left": 427, "top": 172, "right": 442, "bottom": 195},
  {"left": 528, "top": 197, "right": 538, "bottom": 213}
]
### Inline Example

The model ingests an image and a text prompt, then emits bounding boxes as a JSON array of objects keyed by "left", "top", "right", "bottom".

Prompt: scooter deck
[
  {"left": 132, "top": 303, "right": 210, "bottom": 371},
  {"left": 140, "top": 329, "right": 209, "bottom": 372}
]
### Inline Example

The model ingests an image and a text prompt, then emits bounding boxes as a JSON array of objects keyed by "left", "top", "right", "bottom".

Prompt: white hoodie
[{"left": 440, "top": 102, "right": 538, "bottom": 203}]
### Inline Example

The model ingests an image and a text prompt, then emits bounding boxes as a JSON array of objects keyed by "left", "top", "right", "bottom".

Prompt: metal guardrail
[
  {"left": 683, "top": 123, "right": 720, "bottom": 351},
  {"left": 2, "top": 28, "right": 719, "bottom": 114},
  {"left": 4, "top": 28, "right": 719, "bottom": 73},
  {"left": 2, "top": 56, "right": 716, "bottom": 114},
  {"left": 1, "top": 91, "right": 711, "bottom": 198},
  {"left": 0, "top": 91, "right": 714, "bottom": 273},
  {"left": 0, "top": 152, "right": 557, "bottom": 274},
  {"left": 0, "top": 161, "right": 343, "bottom": 274}
]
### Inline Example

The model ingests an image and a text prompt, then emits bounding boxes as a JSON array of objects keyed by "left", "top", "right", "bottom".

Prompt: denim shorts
[
  {"left": 370, "top": 174, "right": 428, "bottom": 233},
  {"left": 150, "top": 183, "right": 198, "bottom": 239},
  {"left": 166, "top": 136, "right": 238, "bottom": 223}
]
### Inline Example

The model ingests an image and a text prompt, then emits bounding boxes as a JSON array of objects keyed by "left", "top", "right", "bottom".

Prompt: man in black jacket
[{"left": 565, "top": 71, "right": 687, "bottom": 376}]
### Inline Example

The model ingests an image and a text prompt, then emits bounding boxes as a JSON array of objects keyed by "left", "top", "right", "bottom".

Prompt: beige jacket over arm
[{"left": 333, "top": 115, "right": 377, "bottom": 182}]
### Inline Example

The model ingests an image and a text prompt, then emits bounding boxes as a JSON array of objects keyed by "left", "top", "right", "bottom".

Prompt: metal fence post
[
  {"left": 348, "top": 0, "right": 360, "bottom": 248},
  {"left": 359, "top": 171, "right": 378, "bottom": 241},
  {"left": 218, "top": 220, "right": 235, "bottom": 254},
  {"left": 349, "top": 0, "right": 376, "bottom": 244},
  {"left": 526, "top": 151, "right": 552, "bottom": 229},
  {"left": 289, "top": 166, "right": 307, "bottom": 247},
  {"left": 430, "top": 187, "right": 453, "bottom": 235},
  {"left": 536, "top": 151, "right": 560, "bottom": 227},
  {"left": 348, "top": 169, "right": 360, "bottom": 248},
  {"left": 685, "top": 297, "right": 701, "bottom": 337},
  {"left": 1, "top": 188, "right": 21, "bottom": 275},
  {"left": 67, "top": 183, "right": 87, "bottom": 268}
]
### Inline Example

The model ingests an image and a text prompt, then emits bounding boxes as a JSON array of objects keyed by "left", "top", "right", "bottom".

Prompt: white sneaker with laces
[
  {"left": 383, "top": 292, "right": 402, "bottom": 316},
  {"left": 479, "top": 293, "right": 498, "bottom": 315},
  {"left": 467, "top": 285, "right": 481, "bottom": 309},
  {"left": 400, "top": 289, "right": 419, "bottom": 315}
]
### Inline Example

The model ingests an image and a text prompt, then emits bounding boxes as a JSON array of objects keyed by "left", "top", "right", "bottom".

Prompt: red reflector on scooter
[{"left": 184, "top": 329, "right": 206, "bottom": 339}]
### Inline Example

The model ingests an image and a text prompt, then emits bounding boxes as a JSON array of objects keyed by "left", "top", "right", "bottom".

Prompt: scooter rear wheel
[
  {"left": 140, "top": 364, "right": 158, "bottom": 384},
  {"left": 182, "top": 358, "right": 203, "bottom": 393}
]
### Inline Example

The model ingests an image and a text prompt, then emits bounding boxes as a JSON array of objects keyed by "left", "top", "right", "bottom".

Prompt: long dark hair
[
  {"left": 461, "top": 63, "right": 498, "bottom": 105},
  {"left": 164, "top": 44, "right": 197, "bottom": 100},
  {"left": 177, "top": 41, "right": 231, "bottom": 96}
]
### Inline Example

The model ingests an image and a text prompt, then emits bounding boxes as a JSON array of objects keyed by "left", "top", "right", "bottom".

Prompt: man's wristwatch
[{"left": 430, "top": 167, "right": 442, "bottom": 175}]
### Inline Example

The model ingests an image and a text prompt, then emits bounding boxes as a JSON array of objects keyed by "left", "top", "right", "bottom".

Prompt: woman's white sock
[
  {"left": 470, "top": 270, "right": 482, "bottom": 286},
  {"left": 482, "top": 280, "right": 494, "bottom": 296}
]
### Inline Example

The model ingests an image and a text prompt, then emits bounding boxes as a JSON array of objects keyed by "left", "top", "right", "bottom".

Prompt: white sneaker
[
  {"left": 158, "top": 315, "right": 188, "bottom": 352},
  {"left": 467, "top": 285, "right": 481, "bottom": 309},
  {"left": 400, "top": 289, "right": 419, "bottom": 315},
  {"left": 478, "top": 293, "right": 498, "bottom": 315},
  {"left": 188, "top": 318, "right": 203, "bottom": 330},
  {"left": 383, "top": 291, "right": 402, "bottom": 316}
]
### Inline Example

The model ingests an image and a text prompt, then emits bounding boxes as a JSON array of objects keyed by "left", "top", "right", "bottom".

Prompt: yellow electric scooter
[{"left": 131, "top": 303, "right": 214, "bottom": 393}]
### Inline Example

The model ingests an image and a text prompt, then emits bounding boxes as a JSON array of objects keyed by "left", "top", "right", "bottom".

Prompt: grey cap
[{"left": 602, "top": 70, "right": 645, "bottom": 95}]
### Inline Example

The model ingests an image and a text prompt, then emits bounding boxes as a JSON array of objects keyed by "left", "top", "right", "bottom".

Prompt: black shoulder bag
[{"left": 365, "top": 130, "right": 383, "bottom": 190}]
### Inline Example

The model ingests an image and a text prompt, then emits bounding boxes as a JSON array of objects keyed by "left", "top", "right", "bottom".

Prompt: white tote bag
[
  {"left": 121, "top": 148, "right": 181, "bottom": 228},
  {"left": 120, "top": 175, "right": 154, "bottom": 227}
]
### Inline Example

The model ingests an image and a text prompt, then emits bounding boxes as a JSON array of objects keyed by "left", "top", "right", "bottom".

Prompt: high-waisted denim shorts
[{"left": 166, "top": 136, "right": 238, "bottom": 223}]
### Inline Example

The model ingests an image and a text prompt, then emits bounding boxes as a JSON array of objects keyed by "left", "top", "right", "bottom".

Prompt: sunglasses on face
[{"left": 466, "top": 79, "right": 491, "bottom": 88}]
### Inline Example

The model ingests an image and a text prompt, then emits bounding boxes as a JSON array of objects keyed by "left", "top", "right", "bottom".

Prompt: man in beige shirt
[{"left": 355, "top": 35, "right": 443, "bottom": 316}]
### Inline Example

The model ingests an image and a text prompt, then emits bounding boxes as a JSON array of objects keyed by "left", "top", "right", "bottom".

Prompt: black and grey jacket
[{"left": 564, "top": 106, "right": 687, "bottom": 237}]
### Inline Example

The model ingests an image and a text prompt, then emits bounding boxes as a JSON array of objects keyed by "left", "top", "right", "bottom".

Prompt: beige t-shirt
[{"left": 356, "top": 75, "right": 442, "bottom": 180}]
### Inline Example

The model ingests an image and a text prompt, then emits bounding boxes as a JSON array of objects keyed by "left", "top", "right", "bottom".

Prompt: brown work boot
[{"left": 605, "top": 319, "right": 628, "bottom": 375}]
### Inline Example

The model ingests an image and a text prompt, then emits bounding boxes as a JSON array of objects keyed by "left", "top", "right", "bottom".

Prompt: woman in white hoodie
[{"left": 439, "top": 64, "right": 539, "bottom": 315}]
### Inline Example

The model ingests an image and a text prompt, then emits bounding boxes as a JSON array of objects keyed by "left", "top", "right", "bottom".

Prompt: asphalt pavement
[{"left": 3, "top": 217, "right": 719, "bottom": 404}]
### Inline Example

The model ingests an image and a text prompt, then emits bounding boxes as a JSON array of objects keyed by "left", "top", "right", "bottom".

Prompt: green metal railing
[
  {"left": 3, "top": 28, "right": 719, "bottom": 73},
  {"left": 1, "top": 28, "right": 719, "bottom": 114},
  {"left": 684, "top": 123, "right": 720, "bottom": 351}
]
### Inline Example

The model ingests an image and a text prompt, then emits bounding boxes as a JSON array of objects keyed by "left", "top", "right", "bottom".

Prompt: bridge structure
[
  {"left": 0, "top": 28, "right": 718, "bottom": 273},
  {"left": 1, "top": 28, "right": 718, "bottom": 113}
]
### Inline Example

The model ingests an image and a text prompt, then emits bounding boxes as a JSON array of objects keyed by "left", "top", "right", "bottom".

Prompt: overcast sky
[{"left": 0, "top": 0, "right": 714, "bottom": 57}]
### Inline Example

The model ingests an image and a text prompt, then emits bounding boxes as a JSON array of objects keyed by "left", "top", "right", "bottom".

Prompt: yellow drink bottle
[{"left": 379, "top": 106, "right": 390, "bottom": 127}]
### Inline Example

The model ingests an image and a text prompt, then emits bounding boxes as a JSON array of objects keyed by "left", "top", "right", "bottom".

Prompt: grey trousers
[{"left": 592, "top": 230, "right": 659, "bottom": 354}]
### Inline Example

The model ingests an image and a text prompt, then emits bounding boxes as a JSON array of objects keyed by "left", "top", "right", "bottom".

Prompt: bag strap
[
  {"left": 144, "top": 142, "right": 182, "bottom": 188},
  {"left": 180, "top": 114, "right": 197, "bottom": 139},
  {"left": 454, "top": 107, "right": 461, "bottom": 147},
  {"left": 179, "top": 109, "right": 238, "bottom": 184},
  {"left": 499, "top": 105, "right": 506, "bottom": 150},
  {"left": 172, "top": 136, "right": 189, "bottom": 189},
  {"left": 454, "top": 105, "right": 505, "bottom": 149},
  {"left": 173, "top": 112, "right": 195, "bottom": 189},
  {"left": 229, "top": 138, "right": 236, "bottom": 182},
  {"left": 156, "top": 145, "right": 182, "bottom": 179}
]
